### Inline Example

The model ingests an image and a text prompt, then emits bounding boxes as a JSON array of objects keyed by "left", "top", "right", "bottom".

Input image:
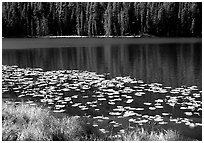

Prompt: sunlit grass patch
[
  {"left": 110, "top": 127, "right": 194, "bottom": 141},
  {"left": 2, "top": 102, "right": 99, "bottom": 141}
]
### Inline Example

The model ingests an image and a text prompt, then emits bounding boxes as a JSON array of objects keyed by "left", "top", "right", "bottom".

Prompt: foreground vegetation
[
  {"left": 2, "top": 102, "right": 197, "bottom": 141},
  {"left": 2, "top": 102, "right": 101, "bottom": 141},
  {"left": 2, "top": 2, "right": 201, "bottom": 37}
]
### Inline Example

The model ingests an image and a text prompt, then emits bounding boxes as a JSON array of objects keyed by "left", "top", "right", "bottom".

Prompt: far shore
[{"left": 2, "top": 36, "right": 202, "bottom": 50}]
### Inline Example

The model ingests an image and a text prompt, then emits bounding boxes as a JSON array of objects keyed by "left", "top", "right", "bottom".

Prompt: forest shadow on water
[{"left": 2, "top": 38, "right": 202, "bottom": 89}]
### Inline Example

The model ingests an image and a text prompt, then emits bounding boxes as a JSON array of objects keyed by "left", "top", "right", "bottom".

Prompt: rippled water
[{"left": 2, "top": 38, "right": 202, "bottom": 139}]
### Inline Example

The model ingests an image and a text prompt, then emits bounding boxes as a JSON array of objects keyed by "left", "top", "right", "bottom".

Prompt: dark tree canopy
[{"left": 2, "top": 2, "right": 202, "bottom": 37}]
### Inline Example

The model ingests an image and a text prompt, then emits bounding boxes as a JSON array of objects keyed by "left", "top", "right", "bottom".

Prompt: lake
[
  {"left": 2, "top": 38, "right": 202, "bottom": 139},
  {"left": 2, "top": 38, "right": 202, "bottom": 88}
]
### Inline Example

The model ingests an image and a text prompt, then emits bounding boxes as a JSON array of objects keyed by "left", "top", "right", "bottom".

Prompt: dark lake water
[
  {"left": 2, "top": 38, "right": 202, "bottom": 89},
  {"left": 2, "top": 38, "right": 202, "bottom": 140}
]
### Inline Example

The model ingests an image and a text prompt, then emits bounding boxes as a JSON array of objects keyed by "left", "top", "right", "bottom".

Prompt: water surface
[
  {"left": 2, "top": 38, "right": 202, "bottom": 140},
  {"left": 2, "top": 38, "right": 202, "bottom": 89}
]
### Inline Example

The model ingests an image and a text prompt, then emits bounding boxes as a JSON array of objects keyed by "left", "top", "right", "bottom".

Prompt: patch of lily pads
[{"left": 2, "top": 65, "right": 202, "bottom": 135}]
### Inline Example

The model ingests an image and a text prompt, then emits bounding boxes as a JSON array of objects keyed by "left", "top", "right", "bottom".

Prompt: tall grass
[
  {"left": 2, "top": 102, "right": 99, "bottom": 141},
  {"left": 112, "top": 127, "right": 186, "bottom": 141},
  {"left": 2, "top": 102, "right": 196, "bottom": 141}
]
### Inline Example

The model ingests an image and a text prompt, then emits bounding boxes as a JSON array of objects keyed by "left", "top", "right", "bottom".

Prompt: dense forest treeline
[{"left": 2, "top": 2, "right": 202, "bottom": 37}]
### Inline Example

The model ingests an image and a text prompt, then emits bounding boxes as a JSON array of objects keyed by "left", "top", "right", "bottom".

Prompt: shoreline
[
  {"left": 2, "top": 37, "right": 202, "bottom": 50},
  {"left": 3, "top": 34, "right": 202, "bottom": 38}
]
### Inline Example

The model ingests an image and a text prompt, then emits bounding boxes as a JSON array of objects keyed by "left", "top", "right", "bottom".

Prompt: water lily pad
[
  {"left": 18, "top": 94, "right": 25, "bottom": 97},
  {"left": 108, "top": 102, "right": 115, "bottom": 105},
  {"left": 155, "top": 105, "right": 163, "bottom": 109},
  {"left": 149, "top": 107, "right": 156, "bottom": 110},
  {"left": 135, "top": 92, "right": 144, "bottom": 96},
  {"left": 158, "top": 121, "right": 168, "bottom": 125},
  {"left": 135, "top": 108, "right": 144, "bottom": 111},
  {"left": 180, "top": 106, "right": 187, "bottom": 110},
  {"left": 184, "top": 112, "right": 193, "bottom": 116},
  {"left": 155, "top": 99, "right": 163, "bottom": 102},
  {"left": 55, "top": 104, "right": 65, "bottom": 108},
  {"left": 71, "top": 95, "right": 78, "bottom": 98},
  {"left": 98, "top": 98, "right": 106, "bottom": 101},
  {"left": 126, "top": 99, "right": 134, "bottom": 103},
  {"left": 109, "top": 112, "right": 122, "bottom": 116},
  {"left": 53, "top": 109, "right": 65, "bottom": 113},
  {"left": 92, "top": 124, "right": 98, "bottom": 127},
  {"left": 113, "top": 124, "right": 121, "bottom": 127},
  {"left": 144, "top": 102, "right": 152, "bottom": 106},
  {"left": 123, "top": 111, "right": 137, "bottom": 117},
  {"left": 162, "top": 113, "right": 170, "bottom": 116}
]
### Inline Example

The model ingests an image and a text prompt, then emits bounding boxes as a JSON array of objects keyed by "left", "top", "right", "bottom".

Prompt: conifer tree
[{"left": 2, "top": 2, "right": 202, "bottom": 37}]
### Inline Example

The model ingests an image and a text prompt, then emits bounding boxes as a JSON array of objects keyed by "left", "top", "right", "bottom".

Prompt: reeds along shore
[{"left": 2, "top": 102, "right": 195, "bottom": 141}]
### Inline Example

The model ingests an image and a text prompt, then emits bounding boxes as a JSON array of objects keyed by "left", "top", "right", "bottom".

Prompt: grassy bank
[
  {"left": 2, "top": 102, "right": 196, "bottom": 141},
  {"left": 2, "top": 102, "right": 100, "bottom": 141}
]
